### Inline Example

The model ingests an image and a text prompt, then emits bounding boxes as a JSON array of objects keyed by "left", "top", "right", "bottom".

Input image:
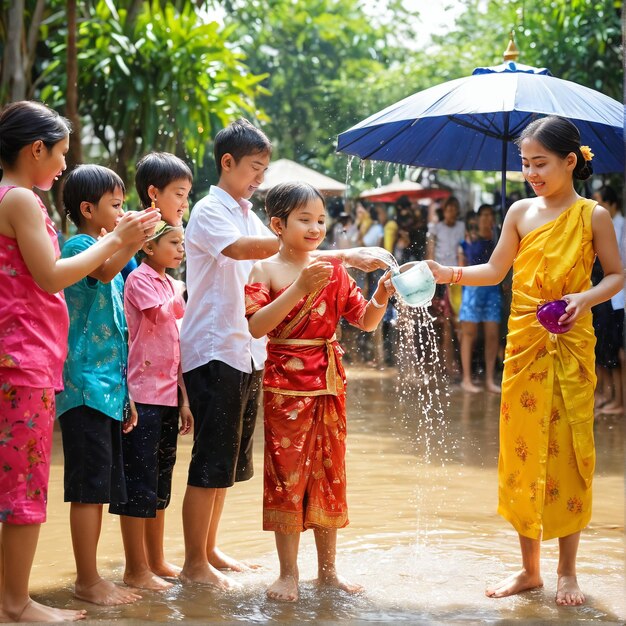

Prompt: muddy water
[{"left": 31, "top": 367, "right": 624, "bottom": 624}]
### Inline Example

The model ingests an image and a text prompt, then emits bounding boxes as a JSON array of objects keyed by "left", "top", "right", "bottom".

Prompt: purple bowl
[{"left": 536, "top": 299, "right": 570, "bottom": 334}]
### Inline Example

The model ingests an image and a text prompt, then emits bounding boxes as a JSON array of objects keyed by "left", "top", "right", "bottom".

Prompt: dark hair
[
  {"left": 516, "top": 115, "right": 593, "bottom": 181},
  {"left": 0, "top": 100, "right": 70, "bottom": 170},
  {"left": 265, "top": 182, "right": 325, "bottom": 224},
  {"left": 63, "top": 164, "right": 125, "bottom": 226},
  {"left": 595, "top": 185, "right": 619, "bottom": 207},
  {"left": 396, "top": 195, "right": 411, "bottom": 210},
  {"left": 213, "top": 118, "right": 272, "bottom": 176},
  {"left": 443, "top": 196, "right": 460, "bottom": 211},
  {"left": 135, "top": 152, "right": 193, "bottom": 208},
  {"left": 477, "top": 203, "right": 494, "bottom": 217}
]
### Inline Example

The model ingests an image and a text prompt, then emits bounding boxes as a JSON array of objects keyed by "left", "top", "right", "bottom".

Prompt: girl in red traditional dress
[{"left": 245, "top": 182, "right": 393, "bottom": 602}]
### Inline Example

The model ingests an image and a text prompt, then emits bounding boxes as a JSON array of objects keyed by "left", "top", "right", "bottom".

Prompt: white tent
[{"left": 258, "top": 158, "right": 346, "bottom": 195}]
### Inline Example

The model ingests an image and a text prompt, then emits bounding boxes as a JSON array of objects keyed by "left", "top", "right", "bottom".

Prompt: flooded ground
[{"left": 31, "top": 366, "right": 624, "bottom": 624}]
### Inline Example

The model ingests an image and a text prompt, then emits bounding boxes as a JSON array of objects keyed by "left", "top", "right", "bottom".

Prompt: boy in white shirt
[{"left": 180, "top": 119, "right": 386, "bottom": 589}]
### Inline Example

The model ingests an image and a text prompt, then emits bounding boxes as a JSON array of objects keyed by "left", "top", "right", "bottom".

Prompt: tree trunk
[
  {"left": 1, "top": 0, "right": 26, "bottom": 102},
  {"left": 56, "top": 0, "right": 82, "bottom": 234}
]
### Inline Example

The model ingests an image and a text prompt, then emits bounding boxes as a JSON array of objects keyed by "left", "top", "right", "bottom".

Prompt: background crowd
[{"left": 319, "top": 189, "right": 624, "bottom": 412}]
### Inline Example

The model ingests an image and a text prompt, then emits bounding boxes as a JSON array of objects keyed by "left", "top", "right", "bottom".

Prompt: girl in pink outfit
[
  {"left": 110, "top": 221, "right": 193, "bottom": 591},
  {"left": 0, "top": 100, "right": 160, "bottom": 623}
]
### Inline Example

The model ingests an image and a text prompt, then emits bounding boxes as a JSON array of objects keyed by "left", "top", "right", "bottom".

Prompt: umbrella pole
[{"left": 501, "top": 114, "right": 509, "bottom": 218}]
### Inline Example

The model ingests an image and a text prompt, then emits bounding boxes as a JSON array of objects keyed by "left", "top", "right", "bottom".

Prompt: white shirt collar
[{"left": 209, "top": 185, "right": 253, "bottom": 216}]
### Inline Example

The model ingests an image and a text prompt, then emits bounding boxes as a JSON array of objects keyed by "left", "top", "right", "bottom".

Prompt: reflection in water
[{"left": 32, "top": 367, "right": 624, "bottom": 623}]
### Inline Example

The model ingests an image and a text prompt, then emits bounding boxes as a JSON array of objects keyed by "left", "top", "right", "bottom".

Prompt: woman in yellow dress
[{"left": 425, "top": 116, "right": 623, "bottom": 606}]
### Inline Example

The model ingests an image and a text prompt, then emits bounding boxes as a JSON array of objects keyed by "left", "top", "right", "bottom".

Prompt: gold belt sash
[{"left": 265, "top": 334, "right": 342, "bottom": 396}]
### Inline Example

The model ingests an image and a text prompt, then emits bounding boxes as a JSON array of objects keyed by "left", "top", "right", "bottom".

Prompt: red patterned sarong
[
  {"left": 245, "top": 259, "right": 368, "bottom": 533},
  {"left": 0, "top": 385, "right": 55, "bottom": 524}
]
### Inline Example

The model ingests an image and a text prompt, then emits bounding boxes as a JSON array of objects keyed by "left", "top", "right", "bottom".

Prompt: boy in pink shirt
[{"left": 110, "top": 220, "right": 193, "bottom": 590}]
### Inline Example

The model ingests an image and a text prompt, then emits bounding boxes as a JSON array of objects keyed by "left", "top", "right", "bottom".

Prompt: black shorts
[
  {"left": 594, "top": 303, "right": 624, "bottom": 369},
  {"left": 58, "top": 405, "right": 127, "bottom": 505},
  {"left": 183, "top": 361, "right": 261, "bottom": 489},
  {"left": 109, "top": 403, "right": 179, "bottom": 518}
]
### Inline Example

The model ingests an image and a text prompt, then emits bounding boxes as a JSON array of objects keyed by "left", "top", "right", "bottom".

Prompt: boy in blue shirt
[{"left": 57, "top": 165, "right": 158, "bottom": 606}]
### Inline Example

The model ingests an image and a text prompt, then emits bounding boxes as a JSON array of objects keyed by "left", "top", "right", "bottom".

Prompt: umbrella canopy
[
  {"left": 337, "top": 61, "right": 623, "bottom": 208},
  {"left": 258, "top": 158, "right": 347, "bottom": 195},
  {"left": 360, "top": 178, "right": 450, "bottom": 203}
]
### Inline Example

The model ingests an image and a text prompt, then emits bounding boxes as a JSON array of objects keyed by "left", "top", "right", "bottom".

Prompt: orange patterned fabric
[
  {"left": 498, "top": 199, "right": 597, "bottom": 540},
  {"left": 244, "top": 258, "right": 368, "bottom": 533}
]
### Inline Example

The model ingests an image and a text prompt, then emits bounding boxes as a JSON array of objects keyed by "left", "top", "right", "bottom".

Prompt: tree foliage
[
  {"left": 38, "top": 0, "right": 267, "bottom": 184},
  {"left": 219, "top": 0, "right": 412, "bottom": 180},
  {"left": 426, "top": 0, "right": 622, "bottom": 99}
]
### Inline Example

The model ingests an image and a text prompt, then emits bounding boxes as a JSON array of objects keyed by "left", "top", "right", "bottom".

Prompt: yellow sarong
[{"left": 498, "top": 198, "right": 597, "bottom": 541}]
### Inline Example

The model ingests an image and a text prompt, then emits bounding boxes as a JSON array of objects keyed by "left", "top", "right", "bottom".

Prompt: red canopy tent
[{"left": 360, "top": 179, "right": 450, "bottom": 203}]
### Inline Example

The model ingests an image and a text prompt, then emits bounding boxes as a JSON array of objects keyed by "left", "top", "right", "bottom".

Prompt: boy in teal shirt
[{"left": 57, "top": 164, "right": 158, "bottom": 606}]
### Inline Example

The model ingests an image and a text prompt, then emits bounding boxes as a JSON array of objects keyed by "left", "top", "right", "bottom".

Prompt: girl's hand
[
  {"left": 294, "top": 259, "right": 333, "bottom": 293},
  {"left": 123, "top": 400, "right": 138, "bottom": 434},
  {"left": 113, "top": 209, "right": 162, "bottom": 246},
  {"left": 558, "top": 292, "right": 591, "bottom": 329},
  {"left": 424, "top": 260, "right": 452, "bottom": 284},
  {"left": 179, "top": 406, "right": 193, "bottom": 435},
  {"left": 380, "top": 270, "right": 396, "bottom": 296}
]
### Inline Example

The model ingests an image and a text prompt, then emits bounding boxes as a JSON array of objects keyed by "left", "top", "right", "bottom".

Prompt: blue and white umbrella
[{"left": 337, "top": 61, "right": 624, "bottom": 207}]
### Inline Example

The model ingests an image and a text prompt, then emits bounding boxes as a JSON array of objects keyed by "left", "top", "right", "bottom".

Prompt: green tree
[
  {"left": 40, "top": 0, "right": 267, "bottom": 184},
  {"left": 427, "top": 0, "right": 622, "bottom": 98},
  {"left": 220, "top": 0, "right": 413, "bottom": 181}
]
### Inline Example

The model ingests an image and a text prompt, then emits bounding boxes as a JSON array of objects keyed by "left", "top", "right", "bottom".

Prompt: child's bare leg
[
  {"left": 0, "top": 523, "right": 87, "bottom": 622},
  {"left": 313, "top": 528, "right": 362, "bottom": 593},
  {"left": 601, "top": 367, "right": 623, "bottom": 413},
  {"left": 205, "top": 489, "right": 258, "bottom": 571},
  {"left": 460, "top": 321, "right": 481, "bottom": 392},
  {"left": 556, "top": 531, "right": 584, "bottom": 606},
  {"left": 145, "top": 510, "right": 181, "bottom": 577},
  {"left": 486, "top": 533, "right": 543, "bottom": 597},
  {"left": 70, "top": 503, "right": 141, "bottom": 605},
  {"left": 484, "top": 321, "right": 501, "bottom": 393},
  {"left": 119, "top": 515, "right": 171, "bottom": 590},
  {"left": 180, "top": 486, "right": 236, "bottom": 589},
  {"left": 267, "top": 532, "right": 300, "bottom": 602}
]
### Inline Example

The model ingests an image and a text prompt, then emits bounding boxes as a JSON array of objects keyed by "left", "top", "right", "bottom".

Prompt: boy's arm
[
  {"left": 247, "top": 260, "right": 333, "bottom": 338},
  {"left": 314, "top": 247, "right": 389, "bottom": 271},
  {"left": 177, "top": 367, "right": 193, "bottom": 435},
  {"left": 222, "top": 236, "right": 279, "bottom": 260},
  {"left": 88, "top": 241, "right": 140, "bottom": 284}
]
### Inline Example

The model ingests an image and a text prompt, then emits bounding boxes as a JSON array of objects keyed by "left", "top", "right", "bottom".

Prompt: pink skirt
[{"left": 0, "top": 385, "right": 55, "bottom": 524}]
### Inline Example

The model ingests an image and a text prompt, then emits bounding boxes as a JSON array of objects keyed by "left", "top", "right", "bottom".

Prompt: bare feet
[
  {"left": 1, "top": 599, "right": 87, "bottom": 623},
  {"left": 74, "top": 578, "right": 142, "bottom": 605},
  {"left": 208, "top": 547, "right": 261, "bottom": 572},
  {"left": 461, "top": 380, "right": 482, "bottom": 393},
  {"left": 485, "top": 569, "right": 543, "bottom": 598},
  {"left": 149, "top": 561, "right": 182, "bottom": 578},
  {"left": 266, "top": 574, "right": 299, "bottom": 602},
  {"left": 123, "top": 570, "right": 173, "bottom": 591},
  {"left": 556, "top": 575, "right": 585, "bottom": 606},
  {"left": 486, "top": 382, "right": 502, "bottom": 394},
  {"left": 316, "top": 573, "right": 363, "bottom": 594},
  {"left": 598, "top": 402, "right": 624, "bottom": 415},
  {"left": 180, "top": 562, "right": 240, "bottom": 590}
]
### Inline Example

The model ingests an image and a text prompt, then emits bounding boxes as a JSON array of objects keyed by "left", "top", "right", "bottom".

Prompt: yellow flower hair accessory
[{"left": 580, "top": 145, "right": 594, "bottom": 162}]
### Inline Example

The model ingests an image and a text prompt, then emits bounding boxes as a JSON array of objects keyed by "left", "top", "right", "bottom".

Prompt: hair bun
[{"left": 574, "top": 161, "right": 593, "bottom": 181}]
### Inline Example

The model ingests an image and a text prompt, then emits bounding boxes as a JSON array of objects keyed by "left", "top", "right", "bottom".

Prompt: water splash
[
  {"left": 392, "top": 301, "right": 456, "bottom": 546},
  {"left": 354, "top": 247, "right": 399, "bottom": 271},
  {"left": 345, "top": 155, "right": 354, "bottom": 189}
]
